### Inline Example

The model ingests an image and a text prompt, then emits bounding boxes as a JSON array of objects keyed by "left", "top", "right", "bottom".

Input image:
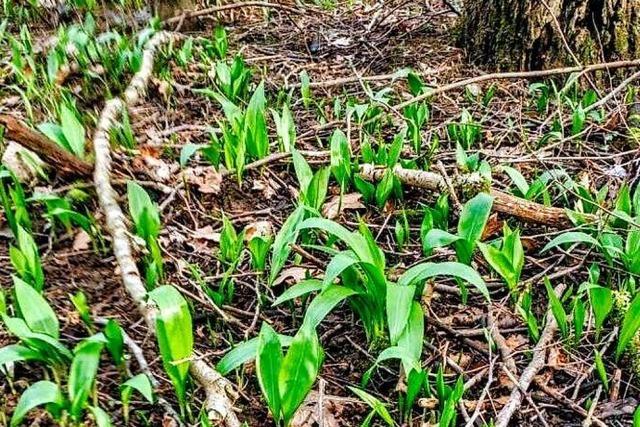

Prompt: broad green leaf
[
  {"left": 386, "top": 284, "right": 415, "bottom": 345},
  {"left": 121, "top": 373, "right": 154, "bottom": 404},
  {"left": 544, "top": 278, "right": 568, "bottom": 339},
  {"left": 60, "top": 104, "right": 85, "bottom": 158},
  {"left": 502, "top": 165, "right": 530, "bottom": 195},
  {"left": 291, "top": 149, "right": 313, "bottom": 194},
  {"left": 478, "top": 243, "right": 516, "bottom": 288},
  {"left": 38, "top": 123, "right": 70, "bottom": 153},
  {"left": 322, "top": 251, "right": 359, "bottom": 287},
  {"left": 303, "top": 284, "right": 358, "bottom": 329},
  {"left": 542, "top": 231, "right": 600, "bottom": 253},
  {"left": 148, "top": 285, "right": 193, "bottom": 406},
  {"left": 594, "top": 351, "right": 609, "bottom": 391},
  {"left": 10, "top": 381, "right": 63, "bottom": 427},
  {"left": 179, "top": 143, "right": 205, "bottom": 167},
  {"left": 0, "top": 344, "right": 43, "bottom": 368},
  {"left": 457, "top": 193, "right": 493, "bottom": 245},
  {"left": 13, "top": 276, "right": 59, "bottom": 338},
  {"left": 104, "top": 320, "right": 124, "bottom": 367},
  {"left": 88, "top": 406, "right": 112, "bottom": 427},
  {"left": 272, "top": 279, "right": 323, "bottom": 306},
  {"left": 423, "top": 229, "right": 461, "bottom": 251},
  {"left": 398, "top": 261, "right": 488, "bottom": 300},
  {"left": 589, "top": 286, "right": 612, "bottom": 337},
  {"left": 616, "top": 292, "right": 640, "bottom": 359},
  {"left": 279, "top": 325, "right": 322, "bottom": 425},
  {"left": 2, "top": 317, "right": 72, "bottom": 363},
  {"left": 397, "top": 301, "right": 424, "bottom": 368},
  {"left": 256, "top": 323, "right": 283, "bottom": 423},
  {"left": 269, "top": 206, "right": 307, "bottom": 284},
  {"left": 216, "top": 334, "right": 293, "bottom": 375},
  {"left": 69, "top": 339, "right": 104, "bottom": 419}
]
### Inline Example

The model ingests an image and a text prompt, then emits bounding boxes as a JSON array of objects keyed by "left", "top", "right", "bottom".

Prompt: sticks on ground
[
  {"left": 91, "top": 30, "right": 240, "bottom": 427},
  {"left": 0, "top": 114, "right": 93, "bottom": 177},
  {"left": 494, "top": 283, "right": 566, "bottom": 427},
  {"left": 359, "top": 164, "right": 588, "bottom": 227}
]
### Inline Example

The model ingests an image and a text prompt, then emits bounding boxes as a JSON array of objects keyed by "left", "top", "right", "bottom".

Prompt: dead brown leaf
[
  {"left": 272, "top": 266, "right": 315, "bottom": 287},
  {"left": 72, "top": 230, "right": 92, "bottom": 251},
  {"left": 244, "top": 220, "right": 274, "bottom": 241},
  {"left": 322, "top": 193, "right": 365, "bottom": 220},
  {"left": 183, "top": 167, "right": 222, "bottom": 194}
]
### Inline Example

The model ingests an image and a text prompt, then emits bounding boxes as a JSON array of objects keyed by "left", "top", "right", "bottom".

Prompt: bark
[
  {"left": 0, "top": 114, "right": 93, "bottom": 177},
  {"left": 459, "top": 0, "right": 640, "bottom": 70}
]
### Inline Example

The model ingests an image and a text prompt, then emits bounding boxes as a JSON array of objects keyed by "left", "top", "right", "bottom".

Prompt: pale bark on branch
[{"left": 92, "top": 30, "right": 240, "bottom": 427}]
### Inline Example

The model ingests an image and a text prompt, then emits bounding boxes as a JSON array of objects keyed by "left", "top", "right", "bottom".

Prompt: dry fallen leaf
[
  {"left": 183, "top": 166, "right": 222, "bottom": 194},
  {"left": 244, "top": 220, "right": 273, "bottom": 241},
  {"left": 322, "top": 193, "right": 365, "bottom": 220},
  {"left": 272, "top": 266, "right": 314, "bottom": 287},
  {"left": 72, "top": 230, "right": 92, "bottom": 251}
]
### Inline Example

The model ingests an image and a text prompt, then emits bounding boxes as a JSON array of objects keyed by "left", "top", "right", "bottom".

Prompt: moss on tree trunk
[{"left": 459, "top": 0, "right": 640, "bottom": 70}]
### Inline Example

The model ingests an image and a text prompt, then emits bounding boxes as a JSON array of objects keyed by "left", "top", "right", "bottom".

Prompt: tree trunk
[{"left": 459, "top": 0, "right": 640, "bottom": 70}]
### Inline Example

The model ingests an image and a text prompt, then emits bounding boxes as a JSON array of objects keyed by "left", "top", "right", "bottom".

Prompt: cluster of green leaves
[
  {"left": 0, "top": 277, "right": 153, "bottom": 426},
  {"left": 0, "top": 168, "right": 31, "bottom": 237},
  {"left": 479, "top": 224, "right": 524, "bottom": 293},
  {"left": 541, "top": 183, "right": 640, "bottom": 358},
  {"left": 197, "top": 82, "right": 269, "bottom": 182},
  {"left": 255, "top": 323, "right": 322, "bottom": 426},
  {"left": 447, "top": 109, "right": 481, "bottom": 149},
  {"left": 38, "top": 99, "right": 86, "bottom": 158},
  {"left": 9, "top": 225, "right": 44, "bottom": 292},
  {"left": 127, "top": 182, "right": 163, "bottom": 288},
  {"left": 357, "top": 132, "right": 405, "bottom": 207}
]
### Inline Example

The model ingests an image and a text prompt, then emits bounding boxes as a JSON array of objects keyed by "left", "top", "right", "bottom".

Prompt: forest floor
[{"left": 1, "top": 1, "right": 640, "bottom": 426}]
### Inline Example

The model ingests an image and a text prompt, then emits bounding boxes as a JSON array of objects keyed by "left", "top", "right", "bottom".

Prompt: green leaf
[
  {"left": 10, "top": 381, "right": 63, "bottom": 427},
  {"left": 2, "top": 317, "right": 72, "bottom": 363},
  {"left": 270, "top": 206, "right": 308, "bottom": 284},
  {"left": 272, "top": 279, "right": 323, "bottom": 306},
  {"left": 256, "top": 323, "right": 283, "bottom": 423},
  {"left": 88, "top": 406, "right": 112, "bottom": 427},
  {"left": 544, "top": 278, "right": 568, "bottom": 339},
  {"left": 594, "top": 350, "right": 609, "bottom": 391},
  {"left": 616, "top": 292, "right": 640, "bottom": 359},
  {"left": 0, "top": 344, "right": 43, "bottom": 369},
  {"left": 348, "top": 387, "right": 394, "bottom": 426},
  {"left": 502, "top": 165, "right": 530, "bottom": 195},
  {"left": 179, "top": 143, "right": 205, "bottom": 167},
  {"left": 303, "top": 284, "right": 358, "bottom": 329},
  {"left": 68, "top": 339, "right": 104, "bottom": 419},
  {"left": 589, "top": 286, "right": 612, "bottom": 338},
  {"left": 121, "top": 373, "right": 155, "bottom": 404},
  {"left": 104, "top": 319, "right": 124, "bottom": 367},
  {"left": 397, "top": 301, "right": 424, "bottom": 369},
  {"left": 398, "top": 261, "right": 488, "bottom": 300},
  {"left": 456, "top": 193, "right": 493, "bottom": 262},
  {"left": 279, "top": 325, "right": 322, "bottom": 425},
  {"left": 291, "top": 149, "right": 313, "bottom": 194},
  {"left": 423, "top": 229, "right": 461, "bottom": 251},
  {"left": 60, "top": 104, "right": 85, "bottom": 158},
  {"left": 14, "top": 276, "right": 59, "bottom": 338},
  {"left": 148, "top": 285, "right": 193, "bottom": 406},
  {"left": 216, "top": 334, "right": 293, "bottom": 375},
  {"left": 386, "top": 283, "right": 415, "bottom": 345},
  {"left": 478, "top": 242, "right": 516, "bottom": 289},
  {"left": 542, "top": 231, "right": 600, "bottom": 253},
  {"left": 38, "top": 122, "right": 70, "bottom": 152}
]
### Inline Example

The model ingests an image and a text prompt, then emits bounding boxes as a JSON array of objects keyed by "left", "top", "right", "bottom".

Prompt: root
[
  {"left": 92, "top": 30, "right": 240, "bottom": 427},
  {"left": 359, "top": 164, "right": 589, "bottom": 227}
]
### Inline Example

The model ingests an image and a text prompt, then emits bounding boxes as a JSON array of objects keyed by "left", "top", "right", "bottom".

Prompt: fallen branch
[
  {"left": 395, "top": 58, "right": 640, "bottom": 110},
  {"left": 494, "top": 283, "right": 566, "bottom": 427},
  {"left": 164, "top": 1, "right": 305, "bottom": 25},
  {"left": 0, "top": 114, "right": 93, "bottom": 177},
  {"left": 359, "top": 164, "right": 589, "bottom": 227},
  {"left": 92, "top": 30, "right": 240, "bottom": 427}
]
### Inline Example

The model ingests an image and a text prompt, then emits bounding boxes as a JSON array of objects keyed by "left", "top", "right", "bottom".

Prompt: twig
[
  {"left": 395, "top": 58, "right": 640, "bottom": 110},
  {"left": 91, "top": 30, "right": 240, "bottom": 427},
  {"left": 164, "top": 1, "right": 305, "bottom": 25},
  {"left": 494, "top": 283, "right": 567, "bottom": 427}
]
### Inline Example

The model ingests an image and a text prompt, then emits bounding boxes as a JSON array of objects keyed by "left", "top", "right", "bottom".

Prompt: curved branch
[{"left": 92, "top": 30, "right": 240, "bottom": 427}]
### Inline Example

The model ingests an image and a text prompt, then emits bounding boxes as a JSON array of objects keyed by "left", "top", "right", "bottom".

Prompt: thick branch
[
  {"left": 0, "top": 114, "right": 93, "bottom": 177},
  {"left": 359, "top": 164, "right": 586, "bottom": 228}
]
